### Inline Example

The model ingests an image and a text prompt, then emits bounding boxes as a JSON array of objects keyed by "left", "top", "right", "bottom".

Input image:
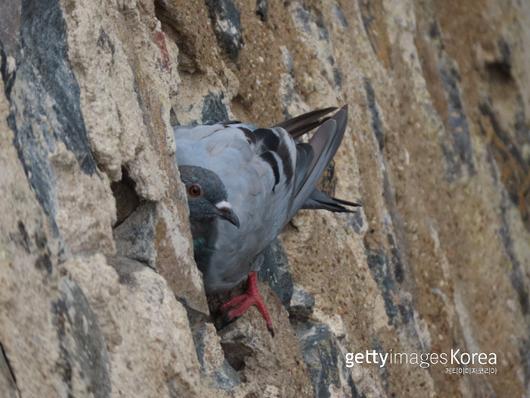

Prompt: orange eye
[{"left": 188, "top": 184, "right": 202, "bottom": 197}]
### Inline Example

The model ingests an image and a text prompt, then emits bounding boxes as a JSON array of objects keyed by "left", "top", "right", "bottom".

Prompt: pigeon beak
[{"left": 215, "top": 201, "right": 240, "bottom": 228}]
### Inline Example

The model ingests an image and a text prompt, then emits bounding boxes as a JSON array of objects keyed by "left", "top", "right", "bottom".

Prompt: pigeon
[{"left": 174, "top": 106, "right": 359, "bottom": 335}]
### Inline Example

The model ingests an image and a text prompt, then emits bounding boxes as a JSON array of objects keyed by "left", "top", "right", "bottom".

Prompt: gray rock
[
  {"left": 332, "top": 4, "right": 349, "bottom": 28},
  {"left": 289, "top": 284, "right": 315, "bottom": 320},
  {"left": 52, "top": 278, "right": 112, "bottom": 398},
  {"left": 365, "top": 249, "right": 399, "bottom": 325},
  {"left": 438, "top": 61, "right": 475, "bottom": 178},
  {"left": 3, "top": 0, "right": 97, "bottom": 226},
  {"left": 114, "top": 202, "right": 157, "bottom": 269},
  {"left": 294, "top": 321, "right": 361, "bottom": 398},
  {"left": 256, "top": 0, "right": 268, "bottom": 22},
  {"left": 192, "top": 322, "right": 241, "bottom": 390},
  {"left": 347, "top": 210, "right": 365, "bottom": 234},
  {"left": 363, "top": 78, "right": 384, "bottom": 151},
  {"left": 202, "top": 92, "right": 229, "bottom": 125},
  {"left": 258, "top": 238, "right": 294, "bottom": 307},
  {"left": 205, "top": 0, "right": 243, "bottom": 60},
  {"left": 0, "top": 343, "right": 19, "bottom": 398}
]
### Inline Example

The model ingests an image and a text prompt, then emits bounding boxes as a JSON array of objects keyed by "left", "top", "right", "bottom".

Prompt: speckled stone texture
[{"left": 0, "top": 0, "right": 529, "bottom": 397}]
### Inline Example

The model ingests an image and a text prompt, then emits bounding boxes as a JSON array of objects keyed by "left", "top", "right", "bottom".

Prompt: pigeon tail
[
  {"left": 287, "top": 105, "right": 350, "bottom": 219},
  {"left": 302, "top": 189, "right": 361, "bottom": 213}
]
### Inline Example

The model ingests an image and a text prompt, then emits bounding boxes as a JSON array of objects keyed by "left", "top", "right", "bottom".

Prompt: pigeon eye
[{"left": 188, "top": 184, "right": 202, "bottom": 197}]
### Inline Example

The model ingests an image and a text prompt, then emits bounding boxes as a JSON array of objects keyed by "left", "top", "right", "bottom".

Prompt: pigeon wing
[
  {"left": 275, "top": 106, "right": 337, "bottom": 139},
  {"left": 286, "top": 106, "right": 349, "bottom": 219}
]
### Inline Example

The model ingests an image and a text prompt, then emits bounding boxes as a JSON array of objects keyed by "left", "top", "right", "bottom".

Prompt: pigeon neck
[{"left": 190, "top": 218, "right": 218, "bottom": 271}]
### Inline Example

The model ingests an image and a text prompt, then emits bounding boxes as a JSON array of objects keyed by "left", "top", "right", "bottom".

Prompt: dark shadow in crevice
[
  {"left": 219, "top": 339, "right": 252, "bottom": 373},
  {"left": 484, "top": 39, "right": 513, "bottom": 84},
  {"left": 1, "top": 342, "right": 21, "bottom": 397},
  {"left": 111, "top": 167, "right": 141, "bottom": 228}
]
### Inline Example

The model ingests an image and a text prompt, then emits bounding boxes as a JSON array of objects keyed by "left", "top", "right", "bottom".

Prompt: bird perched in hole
[{"left": 174, "top": 106, "right": 359, "bottom": 335}]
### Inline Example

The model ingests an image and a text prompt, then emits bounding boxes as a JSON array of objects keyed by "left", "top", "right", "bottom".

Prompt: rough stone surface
[{"left": 1, "top": 0, "right": 529, "bottom": 397}]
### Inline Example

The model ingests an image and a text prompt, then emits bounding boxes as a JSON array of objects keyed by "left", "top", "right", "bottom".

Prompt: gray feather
[{"left": 276, "top": 106, "right": 337, "bottom": 138}]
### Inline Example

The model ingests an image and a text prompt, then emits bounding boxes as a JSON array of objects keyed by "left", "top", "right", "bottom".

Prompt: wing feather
[
  {"left": 288, "top": 106, "right": 349, "bottom": 219},
  {"left": 275, "top": 107, "right": 337, "bottom": 138}
]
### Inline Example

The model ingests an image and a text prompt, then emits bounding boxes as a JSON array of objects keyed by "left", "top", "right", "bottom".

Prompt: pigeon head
[{"left": 179, "top": 165, "right": 240, "bottom": 228}]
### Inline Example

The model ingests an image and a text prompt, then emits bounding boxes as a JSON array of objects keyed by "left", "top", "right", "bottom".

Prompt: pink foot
[{"left": 220, "top": 272, "right": 274, "bottom": 336}]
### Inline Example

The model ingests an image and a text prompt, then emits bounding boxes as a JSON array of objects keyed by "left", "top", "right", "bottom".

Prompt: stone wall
[{"left": 1, "top": 0, "right": 529, "bottom": 397}]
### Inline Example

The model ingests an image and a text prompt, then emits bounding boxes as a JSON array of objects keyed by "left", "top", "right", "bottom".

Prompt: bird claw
[
  {"left": 219, "top": 272, "right": 275, "bottom": 336},
  {"left": 219, "top": 294, "right": 248, "bottom": 312}
]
